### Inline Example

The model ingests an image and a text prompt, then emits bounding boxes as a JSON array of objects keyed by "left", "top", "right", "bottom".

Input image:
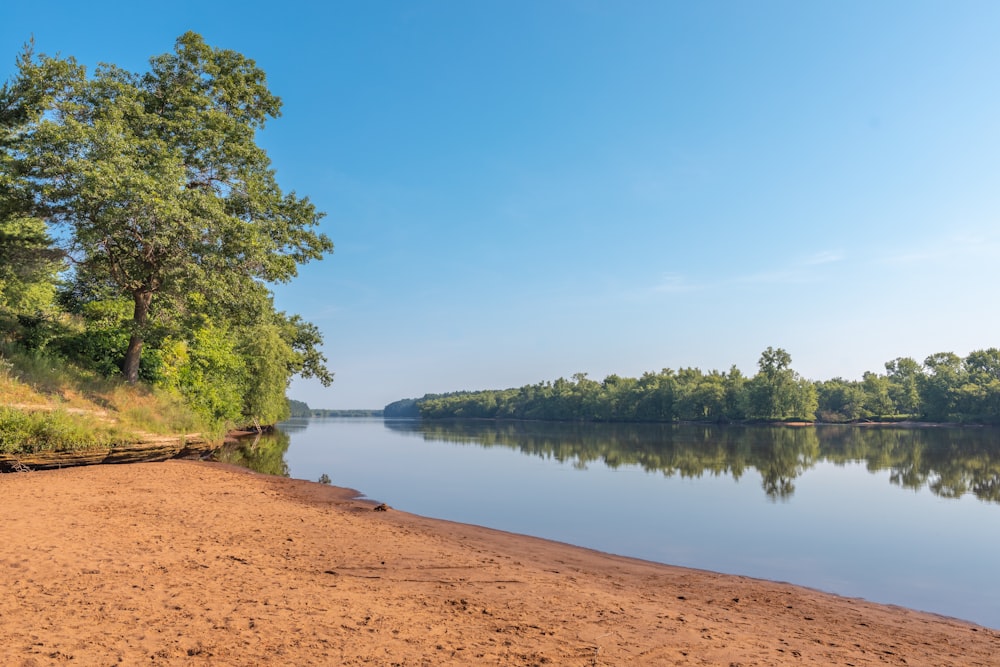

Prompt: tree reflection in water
[
  {"left": 214, "top": 429, "right": 291, "bottom": 477},
  {"left": 385, "top": 420, "right": 1000, "bottom": 503}
]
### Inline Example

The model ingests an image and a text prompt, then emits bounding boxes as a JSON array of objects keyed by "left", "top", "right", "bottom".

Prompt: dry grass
[
  {"left": 0, "top": 362, "right": 49, "bottom": 406},
  {"left": 0, "top": 346, "right": 218, "bottom": 453}
]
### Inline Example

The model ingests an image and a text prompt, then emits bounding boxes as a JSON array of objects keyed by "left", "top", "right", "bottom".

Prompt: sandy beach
[{"left": 1, "top": 460, "right": 996, "bottom": 666}]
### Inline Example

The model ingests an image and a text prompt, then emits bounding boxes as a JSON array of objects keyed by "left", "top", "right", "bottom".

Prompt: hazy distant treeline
[
  {"left": 286, "top": 400, "right": 381, "bottom": 418},
  {"left": 384, "top": 347, "right": 1000, "bottom": 424},
  {"left": 310, "top": 409, "right": 383, "bottom": 418}
]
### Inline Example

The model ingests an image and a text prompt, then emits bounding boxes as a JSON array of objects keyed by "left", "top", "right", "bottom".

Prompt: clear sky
[{"left": 5, "top": 2, "right": 1000, "bottom": 409}]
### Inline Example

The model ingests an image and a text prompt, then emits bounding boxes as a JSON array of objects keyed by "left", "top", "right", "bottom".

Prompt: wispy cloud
[
  {"left": 731, "top": 268, "right": 803, "bottom": 285},
  {"left": 639, "top": 248, "right": 846, "bottom": 299},
  {"left": 730, "top": 249, "right": 845, "bottom": 285},
  {"left": 799, "top": 250, "right": 845, "bottom": 266},
  {"left": 652, "top": 272, "right": 700, "bottom": 293},
  {"left": 878, "top": 232, "right": 1000, "bottom": 266},
  {"left": 622, "top": 272, "right": 703, "bottom": 302}
]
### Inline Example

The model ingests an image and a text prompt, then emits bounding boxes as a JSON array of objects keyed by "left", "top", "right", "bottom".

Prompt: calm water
[{"left": 219, "top": 419, "right": 1000, "bottom": 628}]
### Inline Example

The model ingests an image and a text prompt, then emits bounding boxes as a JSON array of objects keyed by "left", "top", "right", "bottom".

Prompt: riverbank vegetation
[
  {"left": 0, "top": 337, "right": 212, "bottom": 454},
  {"left": 0, "top": 34, "right": 332, "bottom": 454},
  {"left": 385, "top": 346, "right": 1000, "bottom": 425}
]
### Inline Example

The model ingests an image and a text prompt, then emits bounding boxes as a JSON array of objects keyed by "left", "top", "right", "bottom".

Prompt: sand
[{"left": 1, "top": 460, "right": 996, "bottom": 666}]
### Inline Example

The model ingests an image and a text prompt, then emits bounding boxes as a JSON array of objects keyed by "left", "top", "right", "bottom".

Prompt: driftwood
[{"left": 0, "top": 435, "right": 218, "bottom": 472}]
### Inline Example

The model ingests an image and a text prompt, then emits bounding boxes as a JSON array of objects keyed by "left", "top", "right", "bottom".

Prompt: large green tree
[
  {"left": 0, "top": 45, "right": 65, "bottom": 314},
  {"left": 7, "top": 33, "right": 333, "bottom": 383},
  {"left": 744, "top": 347, "right": 817, "bottom": 420},
  {"left": 920, "top": 352, "right": 964, "bottom": 421},
  {"left": 884, "top": 356, "right": 922, "bottom": 416}
]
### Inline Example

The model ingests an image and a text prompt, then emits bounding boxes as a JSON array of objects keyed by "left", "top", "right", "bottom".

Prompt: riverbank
[{"left": 2, "top": 461, "right": 996, "bottom": 666}]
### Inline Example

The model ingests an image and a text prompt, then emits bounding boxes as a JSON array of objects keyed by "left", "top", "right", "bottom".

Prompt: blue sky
[{"left": 5, "top": 2, "right": 1000, "bottom": 409}]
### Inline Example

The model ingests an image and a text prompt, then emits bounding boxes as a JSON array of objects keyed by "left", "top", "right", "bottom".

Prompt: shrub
[{"left": 0, "top": 407, "right": 130, "bottom": 453}]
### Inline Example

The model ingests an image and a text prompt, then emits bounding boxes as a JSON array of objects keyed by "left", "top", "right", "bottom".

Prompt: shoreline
[{"left": 2, "top": 460, "right": 997, "bottom": 665}]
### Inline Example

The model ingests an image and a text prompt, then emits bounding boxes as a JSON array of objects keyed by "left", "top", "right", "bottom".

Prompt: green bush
[
  {"left": 52, "top": 299, "right": 131, "bottom": 377},
  {"left": 0, "top": 407, "right": 129, "bottom": 453},
  {"left": 158, "top": 325, "right": 246, "bottom": 426}
]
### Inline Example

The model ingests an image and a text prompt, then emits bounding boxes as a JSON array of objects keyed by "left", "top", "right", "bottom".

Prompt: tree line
[
  {"left": 0, "top": 34, "right": 332, "bottom": 429},
  {"left": 384, "top": 346, "right": 1000, "bottom": 425}
]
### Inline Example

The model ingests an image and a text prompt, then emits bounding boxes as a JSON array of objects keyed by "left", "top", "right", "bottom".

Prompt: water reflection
[
  {"left": 214, "top": 429, "right": 292, "bottom": 477},
  {"left": 384, "top": 420, "right": 1000, "bottom": 502}
]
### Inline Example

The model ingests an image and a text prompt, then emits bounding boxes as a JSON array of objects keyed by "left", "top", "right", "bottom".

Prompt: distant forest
[
  {"left": 287, "top": 400, "right": 381, "bottom": 419},
  {"left": 384, "top": 347, "right": 1000, "bottom": 425},
  {"left": 310, "top": 409, "right": 383, "bottom": 418}
]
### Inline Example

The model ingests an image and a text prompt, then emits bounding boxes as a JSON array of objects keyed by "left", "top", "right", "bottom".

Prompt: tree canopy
[
  {"left": 0, "top": 34, "right": 333, "bottom": 429},
  {"left": 6, "top": 32, "right": 332, "bottom": 383}
]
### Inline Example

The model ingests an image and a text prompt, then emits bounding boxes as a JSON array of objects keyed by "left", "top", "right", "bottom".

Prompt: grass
[
  {"left": 0, "top": 341, "right": 221, "bottom": 455},
  {"left": 0, "top": 406, "right": 131, "bottom": 453}
]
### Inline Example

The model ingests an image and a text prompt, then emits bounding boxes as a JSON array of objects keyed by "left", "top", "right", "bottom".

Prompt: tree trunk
[{"left": 122, "top": 290, "right": 153, "bottom": 384}]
